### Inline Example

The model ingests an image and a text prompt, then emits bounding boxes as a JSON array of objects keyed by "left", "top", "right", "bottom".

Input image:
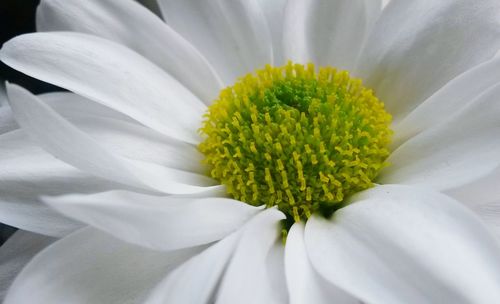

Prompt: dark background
[
  {"left": 0, "top": 0, "right": 57, "bottom": 94},
  {"left": 0, "top": 0, "right": 49, "bottom": 246}
]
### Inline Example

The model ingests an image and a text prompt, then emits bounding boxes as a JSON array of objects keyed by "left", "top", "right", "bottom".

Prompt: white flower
[{"left": 2, "top": 0, "right": 500, "bottom": 303}]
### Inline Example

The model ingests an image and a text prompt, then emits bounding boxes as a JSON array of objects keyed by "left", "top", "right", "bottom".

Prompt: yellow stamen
[{"left": 199, "top": 62, "right": 392, "bottom": 222}]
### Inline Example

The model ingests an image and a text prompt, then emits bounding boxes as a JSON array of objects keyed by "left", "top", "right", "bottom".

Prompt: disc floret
[{"left": 199, "top": 62, "right": 392, "bottom": 222}]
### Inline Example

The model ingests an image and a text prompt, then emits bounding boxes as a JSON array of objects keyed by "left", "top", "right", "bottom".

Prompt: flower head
[
  {"left": 2, "top": 0, "right": 500, "bottom": 303},
  {"left": 200, "top": 62, "right": 392, "bottom": 222}
]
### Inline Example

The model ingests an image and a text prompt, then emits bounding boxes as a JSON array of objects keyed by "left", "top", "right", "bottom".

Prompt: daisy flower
[{"left": 2, "top": 0, "right": 500, "bottom": 302}]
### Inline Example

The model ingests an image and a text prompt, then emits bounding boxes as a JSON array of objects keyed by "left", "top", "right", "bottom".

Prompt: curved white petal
[
  {"left": 37, "top": 0, "right": 222, "bottom": 104},
  {"left": 266, "top": 241, "right": 288, "bottom": 304},
  {"left": 39, "top": 92, "right": 205, "bottom": 173},
  {"left": 355, "top": 0, "right": 500, "bottom": 120},
  {"left": 145, "top": 233, "right": 240, "bottom": 304},
  {"left": 3, "top": 89, "right": 123, "bottom": 136},
  {"left": 0, "top": 105, "right": 16, "bottom": 135},
  {"left": 0, "top": 85, "right": 17, "bottom": 134},
  {"left": 0, "top": 91, "right": 159, "bottom": 237},
  {"left": 394, "top": 56, "right": 500, "bottom": 147},
  {"left": 0, "top": 32, "right": 205, "bottom": 144},
  {"left": 216, "top": 208, "right": 286, "bottom": 304},
  {"left": 0, "top": 231, "right": 55, "bottom": 301},
  {"left": 472, "top": 201, "right": 500, "bottom": 241},
  {"left": 0, "top": 130, "right": 118, "bottom": 237},
  {"left": 6, "top": 84, "right": 219, "bottom": 194},
  {"left": 446, "top": 168, "right": 500, "bottom": 208},
  {"left": 40, "top": 92, "right": 133, "bottom": 122},
  {"left": 43, "top": 191, "right": 262, "bottom": 251},
  {"left": 4, "top": 228, "right": 204, "bottom": 304},
  {"left": 73, "top": 117, "right": 205, "bottom": 173},
  {"left": 306, "top": 185, "right": 500, "bottom": 304},
  {"left": 283, "top": 0, "right": 381, "bottom": 70},
  {"left": 157, "top": 0, "right": 273, "bottom": 85},
  {"left": 285, "top": 223, "right": 359, "bottom": 304},
  {"left": 380, "top": 83, "right": 500, "bottom": 191},
  {"left": 256, "top": 0, "right": 286, "bottom": 66}
]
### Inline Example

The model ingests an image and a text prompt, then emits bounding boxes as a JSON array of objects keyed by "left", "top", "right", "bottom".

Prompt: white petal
[
  {"left": 75, "top": 117, "right": 205, "bottom": 173},
  {"left": 0, "top": 129, "right": 117, "bottom": 237},
  {"left": 157, "top": 0, "right": 273, "bottom": 85},
  {"left": 379, "top": 82, "right": 500, "bottom": 191},
  {"left": 0, "top": 92, "right": 152, "bottom": 237},
  {"left": 0, "top": 104, "right": 17, "bottom": 135},
  {"left": 216, "top": 208, "right": 286, "bottom": 304},
  {"left": 39, "top": 92, "right": 205, "bottom": 173},
  {"left": 43, "top": 191, "right": 262, "bottom": 251},
  {"left": 4, "top": 228, "right": 204, "bottom": 304},
  {"left": 446, "top": 168, "right": 500, "bottom": 208},
  {"left": 0, "top": 32, "right": 205, "bottom": 144},
  {"left": 0, "top": 85, "right": 17, "bottom": 134},
  {"left": 285, "top": 223, "right": 359, "bottom": 304},
  {"left": 40, "top": 92, "right": 133, "bottom": 122},
  {"left": 472, "top": 201, "right": 500, "bottom": 241},
  {"left": 355, "top": 0, "right": 500, "bottom": 120},
  {"left": 37, "top": 0, "right": 222, "bottom": 104},
  {"left": 0, "top": 83, "right": 6, "bottom": 108},
  {"left": 256, "top": 0, "right": 287, "bottom": 65},
  {"left": 0, "top": 231, "right": 55, "bottom": 301},
  {"left": 145, "top": 233, "right": 240, "bottom": 304},
  {"left": 7, "top": 83, "right": 219, "bottom": 194},
  {"left": 266, "top": 241, "right": 288, "bottom": 304},
  {"left": 306, "top": 184, "right": 500, "bottom": 304},
  {"left": 394, "top": 56, "right": 500, "bottom": 147},
  {"left": 283, "top": 0, "right": 381, "bottom": 70},
  {"left": 3, "top": 89, "right": 120, "bottom": 136}
]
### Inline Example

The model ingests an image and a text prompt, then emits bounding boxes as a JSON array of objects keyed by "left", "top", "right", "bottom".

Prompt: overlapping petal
[
  {"left": 380, "top": 83, "right": 500, "bottom": 191},
  {"left": 356, "top": 0, "right": 500, "bottom": 120},
  {"left": 0, "top": 231, "right": 55, "bottom": 301},
  {"left": 40, "top": 92, "right": 133, "bottom": 122},
  {"left": 0, "top": 92, "right": 163, "bottom": 236},
  {"left": 0, "top": 111, "right": 16, "bottom": 135},
  {"left": 157, "top": 0, "right": 273, "bottom": 85},
  {"left": 217, "top": 208, "right": 286, "bottom": 303},
  {"left": 1, "top": 1, "right": 500, "bottom": 303},
  {"left": 306, "top": 185, "right": 500, "bottom": 304},
  {"left": 6, "top": 84, "right": 219, "bottom": 194},
  {"left": 285, "top": 223, "right": 359, "bottom": 304},
  {"left": 283, "top": 0, "right": 381, "bottom": 70},
  {"left": 472, "top": 201, "right": 500, "bottom": 241},
  {"left": 43, "top": 191, "right": 262, "bottom": 251},
  {"left": 0, "top": 85, "right": 17, "bottom": 134},
  {"left": 447, "top": 169, "right": 500, "bottom": 208},
  {"left": 256, "top": 0, "right": 286, "bottom": 65},
  {"left": 37, "top": 0, "right": 222, "bottom": 104},
  {"left": 394, "top": 56, "right": 500, "bottom": 147},
  {"left": 0, "top": 130, "right": 107, "bottom": 236},
  {"left": 0, "top": 32, "right": 205, "bottom": 143},
  {"left": 38, "top": 92, "right": 205, "bottom": 173},
  {"left": 144, "top": 233, "right": 240, "bottom": 304},
  {"left": 4, "top": 228, "right": 204, "bottom": 304}
]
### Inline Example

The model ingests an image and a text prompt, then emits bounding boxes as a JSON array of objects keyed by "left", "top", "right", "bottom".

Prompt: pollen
[{"left": 199, "top": 62, "right": 392, "bottom": 222}]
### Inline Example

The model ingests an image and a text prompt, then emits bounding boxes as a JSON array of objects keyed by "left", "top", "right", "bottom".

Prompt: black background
[{"left": 0, "top": 0, "right": 57, "bottom": 93}]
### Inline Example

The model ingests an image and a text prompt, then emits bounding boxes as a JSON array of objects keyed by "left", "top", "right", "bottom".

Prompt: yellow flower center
[{"left": 199, "top": 62, "right": 392, "bottom": 223}]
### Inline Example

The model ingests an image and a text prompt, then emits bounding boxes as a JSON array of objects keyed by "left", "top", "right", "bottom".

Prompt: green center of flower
[{"left": 199, "top": 62, "right": 392, "bottom": 223}]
